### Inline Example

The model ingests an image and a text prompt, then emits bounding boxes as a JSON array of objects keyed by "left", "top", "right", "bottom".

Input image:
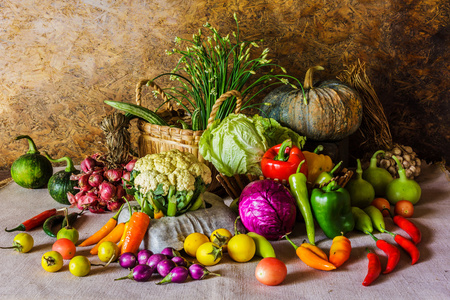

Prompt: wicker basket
[
  {"left": 216, "top": 168, "right": 354, "bottom": 200},
  {"left": 135, "top": 79, "right": 242, "bottom": 192}
]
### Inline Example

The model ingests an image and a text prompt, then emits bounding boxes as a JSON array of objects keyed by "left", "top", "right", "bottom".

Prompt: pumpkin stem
[
  {"left": 15, "top": 135, "right": 39, "bottom": 155},
  {"left": 303, "top": 66, "right": 325, "bottom": 90}
]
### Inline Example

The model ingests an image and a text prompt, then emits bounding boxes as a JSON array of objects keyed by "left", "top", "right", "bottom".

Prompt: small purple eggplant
[
  {"left": 118, "top": 252, "right": 137, "bottom": 269},
  {"left": 137, "top": 249, "right": 154, "bottom": 265},
  {"left": 147, "top": 253, "right": 167, "bottom": 272},
  {"left": 171, "top": 256, "right": 188, "bottom": 267},
  {"left": 160, "top": 247, "right": 181, "bottom": 259},
  {"left": 188, "top": 263, "right": 221, "bottom": 280},
  {"left": 115, "top": 264, "right": 154, "bottom": 282},
  {"left": 156, "top": 266, "right": 189, "bottom": 285},
  {"left": 157, "top": 258, "right": 176, "bottom": 277}
]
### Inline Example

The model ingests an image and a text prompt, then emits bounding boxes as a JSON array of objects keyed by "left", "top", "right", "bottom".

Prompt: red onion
[
  {"left": 104, "top": 169, "right": 123, "bottom": 182},
  {"left": 99, "top": 181, "right": 116, "bottom": 202},
  {"left": 88, "top": 173, "right": 103, "bottom": 187},
  {"left": 78, "top": 174, "right": 92, "bottom": 192},
  {"left": 80, "top": 156, "right": 96, "bottom": 173},
  {"left": 125, "top": 159, "right": 137, "bottom": 172}
]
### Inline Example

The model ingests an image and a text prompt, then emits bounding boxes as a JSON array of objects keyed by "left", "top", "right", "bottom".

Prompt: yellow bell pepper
[{"left": 303, "top": 145, "right": 334, "bottom": 183}]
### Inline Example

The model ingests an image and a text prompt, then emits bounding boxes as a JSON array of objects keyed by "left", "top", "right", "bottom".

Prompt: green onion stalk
[{"left": 148, "top": 13, "right": 304, "bottom": 130}]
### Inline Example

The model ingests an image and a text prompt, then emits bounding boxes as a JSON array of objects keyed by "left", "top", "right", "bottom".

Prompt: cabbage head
[{"left": 199, "top": 113, "right": 268, "bottom": 177}]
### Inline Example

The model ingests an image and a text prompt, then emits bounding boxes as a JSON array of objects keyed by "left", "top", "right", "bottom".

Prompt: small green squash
[
  {"left": 10, "top": 135, "right": 53, "bottom": 189},
  {"left": 261, "top": 66, "right": 363, "bottom": 141},
  {"left": 44, "top": 154, "right": 80, "bottom": 205}
]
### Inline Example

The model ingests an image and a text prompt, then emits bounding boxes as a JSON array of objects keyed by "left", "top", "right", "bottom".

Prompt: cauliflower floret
[
  {"left": 168, "top": 168, "right": 196, "bottom": 192},
  {"left": 189, "top": 162, "right": 212, "bottom": 185},
  {"left": 134, "top": 170, "right": 159, "bottom": 194}
]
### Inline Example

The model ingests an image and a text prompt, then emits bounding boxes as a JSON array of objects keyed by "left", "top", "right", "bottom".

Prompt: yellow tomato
[
  {"left": 210, "top": 228, "right": 232, "bottom": 251},
  {"left": 41, "top": 251, "right": 64, "bottom": 273},
  {"left": 69, "top": 256, "right": 91, "bottom": 277},
  {"left": 97, "top": 241, "right": 120, "bottom": 263},
  {"left": 196, "top": 242, "right": 222, "bottom": 266},
  {"left": 227, "top": 234, "right": 256, "bottom": 263},
  {"left": 184, "top": 232, "right": 210, "bottom": 257}
]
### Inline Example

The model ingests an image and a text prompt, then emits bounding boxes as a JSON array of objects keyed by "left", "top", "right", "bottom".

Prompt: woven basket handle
[
  {"left": 135, "top": 79, "right": 173, "bottom": 111},
  {"left": 206, "top": 90, "right": 242, "bottom": 130}
]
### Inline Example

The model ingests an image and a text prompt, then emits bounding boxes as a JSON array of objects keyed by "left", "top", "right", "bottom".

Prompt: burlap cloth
[{"left": 0, "top": 162, "right": 448, "bottom": 300}]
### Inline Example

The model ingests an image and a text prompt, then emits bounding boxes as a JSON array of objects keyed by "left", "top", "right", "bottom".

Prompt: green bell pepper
[{"left": 310, "top": 181, "right": 355, "bottom": 239}]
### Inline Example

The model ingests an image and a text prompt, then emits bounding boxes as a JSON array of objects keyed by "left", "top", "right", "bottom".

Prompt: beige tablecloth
[{"left": 0, "top": 162, "right": 449, "bottom": 300}]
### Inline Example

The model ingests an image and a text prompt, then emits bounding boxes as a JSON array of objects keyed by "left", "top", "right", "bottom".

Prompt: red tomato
[
  {"left": 255, "top": 257, "right": 287, "bottom": 286},
  {"left": 52, "top": 238, "right": 76, "bottom": 260},
  {"left": 394, "top": 200, "right": 414, "bottom": 218},
  {"left": 371, "top": 198, "right": 391, "bottom": 217}
]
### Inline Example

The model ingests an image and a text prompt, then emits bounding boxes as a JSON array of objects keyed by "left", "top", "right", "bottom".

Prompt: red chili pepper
[
  {"left": 384, "top": 229, "right": 420, "bottom": 265},
  {"left": 393, "top": 215, "right": 422, "bottom": 245},
  {"left": 261, "top": 139, "right": 308, "bottom": 182},
  {"left": 367, "top": 232, "right": 401, "bottom": 274},
  {"left": 362, "top": 248, "right": 381, "bottom": 286},
  {"left": 5, "top": 208, "right": 57, "bottom": 232}
]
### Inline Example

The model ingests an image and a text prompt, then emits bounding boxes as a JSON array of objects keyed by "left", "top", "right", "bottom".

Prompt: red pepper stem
[
  {"left": 283, "top": 234, "right": 298, "bottom": 250},
  {"left": 296, "top": 160, "right": 306, "bottom": 174},
  {"left": 273, "top": 139, "right": 292, "bottom": 162},
  {"left": 367, "top": 231, "right": 379, "bottom": 242},
  {"left": 382, "top": 208, "right": 394, "bottom": 218},
  {"left": 382, "top": 228, "right": 396, "bottom": 238}
]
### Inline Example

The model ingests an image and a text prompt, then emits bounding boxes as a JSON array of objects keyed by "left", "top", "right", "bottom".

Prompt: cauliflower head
[{"left": 133, "top": 149, "right": 211, "bottom": 196}]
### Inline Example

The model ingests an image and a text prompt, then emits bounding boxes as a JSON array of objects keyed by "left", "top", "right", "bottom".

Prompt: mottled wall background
[{"left": 1, "top": 0, "right": 449, "bottom": 169}]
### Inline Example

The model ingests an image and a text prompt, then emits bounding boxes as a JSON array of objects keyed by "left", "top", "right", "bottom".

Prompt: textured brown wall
[{"left": 1, "top": 0, "right": 449, "bottom": 169}]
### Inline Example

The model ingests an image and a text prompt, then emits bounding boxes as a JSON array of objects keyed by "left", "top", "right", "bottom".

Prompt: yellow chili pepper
[
  {"left": 329, "top": 235, "right": 352, "bottom": 268},
  {"left": 303, "top": 145, "right": 334, "bottom": 183}
]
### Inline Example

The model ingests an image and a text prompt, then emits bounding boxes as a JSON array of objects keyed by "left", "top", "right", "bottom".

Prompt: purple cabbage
[{"left": 238, "top": 179, "right": 297, "bottom": 240}]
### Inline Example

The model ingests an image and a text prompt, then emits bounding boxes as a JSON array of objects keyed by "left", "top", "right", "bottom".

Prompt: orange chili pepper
[
  {"left": 78, "top": 204, "right": 124, "bottom": 247},
  {"left": 117, "top": 222, "right": 129, "bottom": 250},
  {"left": 90, "top": 222, "right": 126, "bottom": 255},
  {"left": 285, "top": 235, "right": 336, "bottom": 271},
  {"left": 300, "top": 241, "right": 328, "bottom": 261},
  {"left": 120, "top": 211, "right": 150, "bottom": 255},
  {"left": 329, "top": 235, "right": 352, "bottom": 268}
]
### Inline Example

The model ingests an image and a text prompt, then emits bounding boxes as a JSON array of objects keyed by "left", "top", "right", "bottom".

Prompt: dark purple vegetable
[
  {"left": 147, "top": 253, "right": 167, "bottom": 271},
  {"left": 239, "top": 179, "right": 297, "bottom": 240},
  {"left": 171, "top": 256, "right": 188, "bottom": 267},
  {"left": 118, "top": 252, "right": 137, "bottom": 269},
  {"left": 156, "top": 266, "right": 189, "bottom": 285},
  {"left": 157, "top": 258, "right": 176, "bottom": 277},
  {"left": 115, "top": 264, "right": 154, "bottom": 282},
  {"left": 137, "top": 249, "right": 154, "bottom": 265},
  {"left": 161, "top": 247, "right": 180, "bottom": 259},
  {"left": 188, "top": 263, "right": 221, "bottom": 280}
]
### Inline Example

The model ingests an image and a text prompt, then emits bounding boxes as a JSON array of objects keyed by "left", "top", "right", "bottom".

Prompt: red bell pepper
[{"left": 261, "top": 139, "right": 308, "bottom": 182}]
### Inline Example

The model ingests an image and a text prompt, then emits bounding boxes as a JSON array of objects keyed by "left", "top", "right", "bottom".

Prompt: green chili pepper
[
  {"left": 351, "top": 207, "right": 373, "bottom": 234},
  {"left": 310, "top": 181, "right": 355, "bottom": 239},
  {"left": 42, "top": 214, "right": 65, "bottom": 238},
  {"left": 314, "top": 161, "right": 343, "bottom": 186},
  {"left": 289, "top": 160, "right": 315, "bottom": 245},
  {"left": 61, "top": 211, "right": 84, "bottom": 228},
  {"left": 364, "top": 205, "right": 386, "bottom": 233}
]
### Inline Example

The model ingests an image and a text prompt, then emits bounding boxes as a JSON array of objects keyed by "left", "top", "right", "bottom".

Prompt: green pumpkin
[
  {"left": 45, "top": 154, "right": 80, "bottom": 205},
  {"left": 11, "top": 135, "right": 53, "bottom": 189},
  {"left": 261, "top": 66, "right": 363, "bottom": 141}
]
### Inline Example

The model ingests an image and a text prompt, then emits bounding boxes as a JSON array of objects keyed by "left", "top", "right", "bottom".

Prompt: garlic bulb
[{"left": 376, "top": 144, "right": 421, "bottom": 179}]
